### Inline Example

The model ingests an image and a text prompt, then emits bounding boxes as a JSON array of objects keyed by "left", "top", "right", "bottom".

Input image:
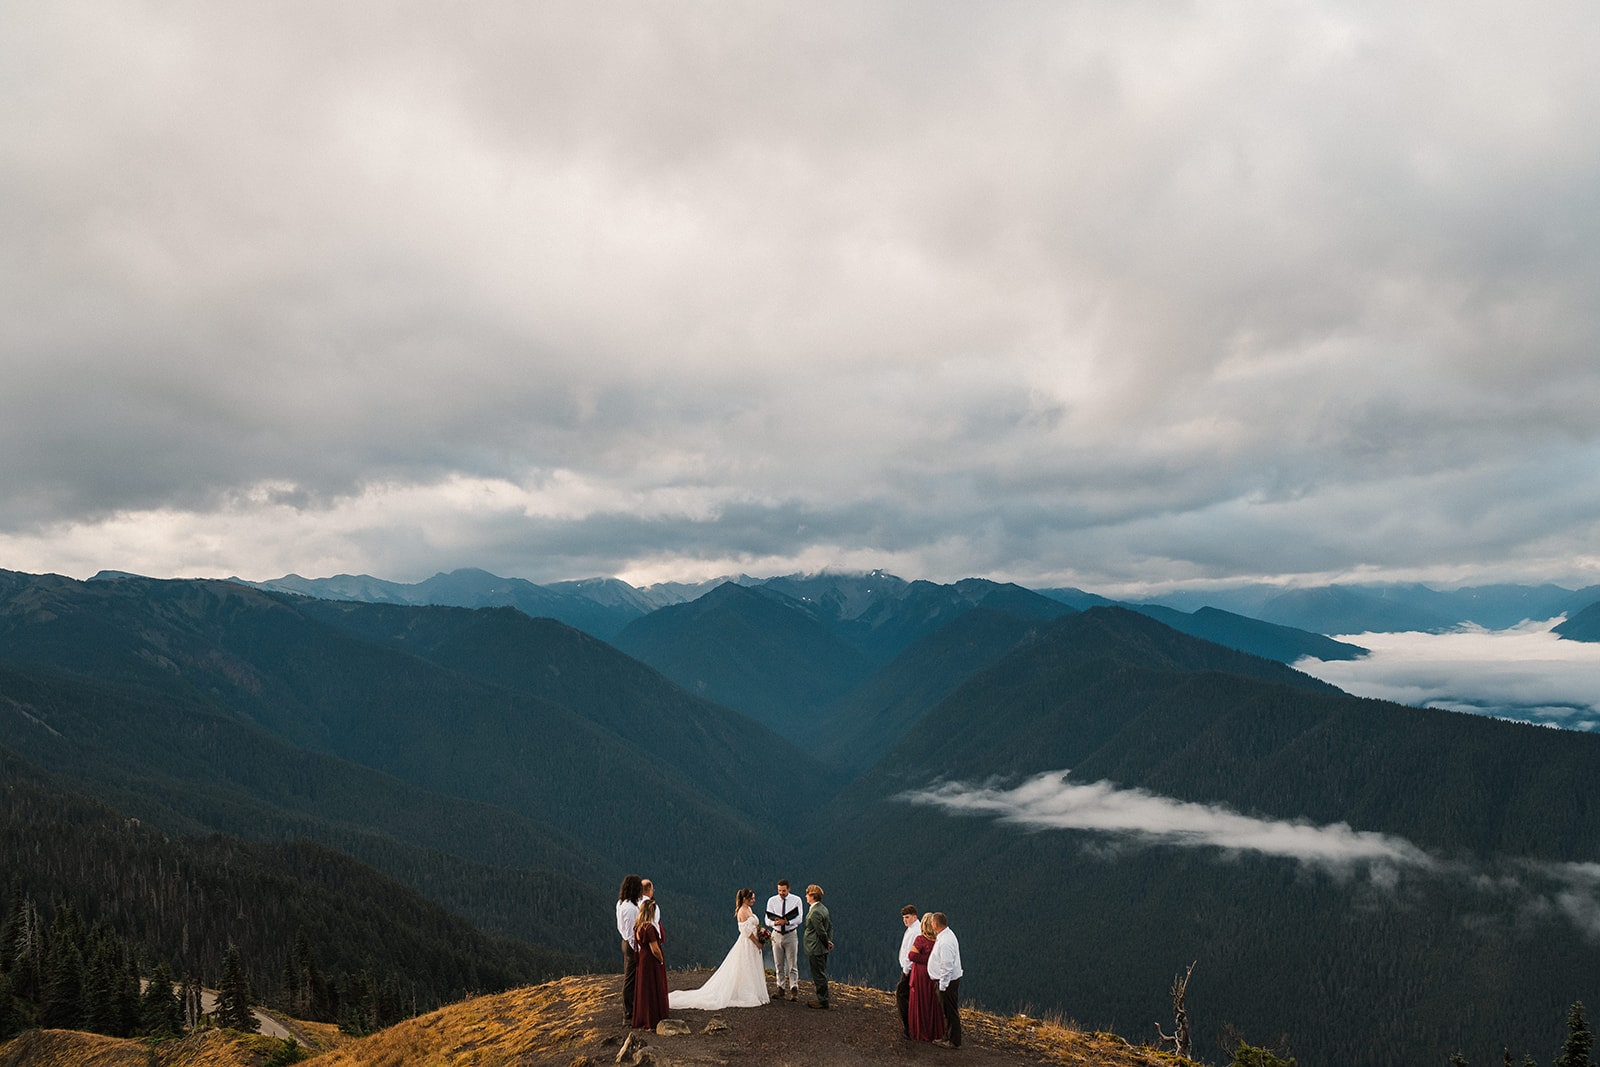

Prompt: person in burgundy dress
[
  {"left": 906, "top": 912, "right": 946, "bottom": 1042},
  {"left": 632, "top": 899, "right": 669, "bottom": 1029}
]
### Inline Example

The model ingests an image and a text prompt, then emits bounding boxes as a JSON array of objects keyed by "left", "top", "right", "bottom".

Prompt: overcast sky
[{"left": 4, "top": 3, "right": 1599, "bottom": 591}]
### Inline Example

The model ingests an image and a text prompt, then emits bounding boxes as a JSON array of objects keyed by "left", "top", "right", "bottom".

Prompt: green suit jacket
[{"left": 804, "top": 902, "right": 831, "bottom": 956}]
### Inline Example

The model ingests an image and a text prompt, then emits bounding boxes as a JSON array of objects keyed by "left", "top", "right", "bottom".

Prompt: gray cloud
[{"left": 4, "top": 2, "right": 1600, "bottom": 587}]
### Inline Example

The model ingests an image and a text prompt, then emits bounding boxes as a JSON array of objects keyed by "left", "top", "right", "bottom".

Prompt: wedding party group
[{"left": 613, "top": 875, "right": 964, "bottom": 1050}]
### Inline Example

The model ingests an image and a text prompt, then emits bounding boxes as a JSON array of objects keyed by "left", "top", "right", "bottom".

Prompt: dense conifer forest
[{"left": 0, "top": 752, "right": 591, "bottom": 1040}]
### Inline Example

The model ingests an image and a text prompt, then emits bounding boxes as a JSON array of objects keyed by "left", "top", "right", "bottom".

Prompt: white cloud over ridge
[
  {"left": 1293, "top": 619, "right": 1600, "bottom": 731},
  {"left": 905, "top": 771, "right": 1600, "bottom": 940},
  {"left": 903, "top": 771, "right": 1436, "bottom": 874}
]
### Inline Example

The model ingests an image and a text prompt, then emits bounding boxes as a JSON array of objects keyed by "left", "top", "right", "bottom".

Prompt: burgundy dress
[
  {"left": 632, "top": 923, "right": 669, "bottom": 1029},
  {"left": 907, "top": 933, "right": 946, "bottom": 1041}
]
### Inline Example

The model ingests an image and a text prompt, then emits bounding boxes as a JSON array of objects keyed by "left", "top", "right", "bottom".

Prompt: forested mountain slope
[
  {"left": 0, "top": 571, "right": 829, "bottom": 965},
  {"left": 0, "top": 750, "right": 586, "bottom": 1022},
  {"left": 810, "top": 608, "right": 1600, "bottom": 1066}
]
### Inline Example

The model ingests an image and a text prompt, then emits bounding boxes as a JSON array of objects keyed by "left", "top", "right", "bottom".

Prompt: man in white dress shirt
[
  {"left": 927, "top": 912, "right": 963, "bottom": 1048},
  {"left": 895, "top": 904, "right": 919, "bottom": 1038},
  {"left": 765, "top": 879, "right": 803, "bottom": 1000},
  {"left": 615, "top": 874, "right": 644, "bottom": 1023}
]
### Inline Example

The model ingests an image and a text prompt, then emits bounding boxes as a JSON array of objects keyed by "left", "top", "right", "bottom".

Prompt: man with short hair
[
  {"left": 895, "top": 904, "right": 918, "bottom": 1037},
  {"left": 766, "top": 879, "right": 803, "bottom": 1000},
  {"left": 803, "top": 884, "right": 833, "bottom": 1009},
  {"left": 641, "top": 878, "right": 663, "bottom": 940},
  {"left": 928, "top": 912, "right": 963, "bottom": 1048}
]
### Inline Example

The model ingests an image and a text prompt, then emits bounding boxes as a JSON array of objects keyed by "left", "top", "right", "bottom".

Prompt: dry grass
[
  {"left": 0, "top": 1027, "right": 313, "bottom": 1067},
  {"left": 1, "top": 975, "right": 1195, "bottom": 1067},
  {"left": 308, "top": 975, "right": 614, "bottom": 1067}
]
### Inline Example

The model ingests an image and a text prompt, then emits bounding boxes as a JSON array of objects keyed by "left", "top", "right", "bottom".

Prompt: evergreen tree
[
  {"left": 1557, "top": 1002, "right": 1595, "bottom": 1067},
  {"left": 141, "top": 962, "right": 182, "bottom": 1036},
  {"left": 118, "top": 952, "right": 141, "bottom": 1037},
  {"left": 216, "top": 944, "right": 258, "bottom": 1032},
  {"left": 0, "top": 889, "right": 24, "bottom": 976},
  {"left": 82, "top": 930, "right": 121, "bottom": 1035},
  {"left": 7, "top": 897, "right": 45, "bottom": 1002},
  {"left": 39, "top": 938, "right": 84, "bottom": 1030},
  {"left": 1231, "top": 1042, "right": 1299, "bottom": 1067},
  {"left": 0, "top": 969, "right": 20, "bottom": 1040}
]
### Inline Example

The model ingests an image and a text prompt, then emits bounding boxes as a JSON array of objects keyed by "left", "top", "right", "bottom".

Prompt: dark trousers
[
  {"left": 808, "top": 953, "right": 830, "bottom": 1004},
  {"left": 940, "top": 978, "right": 961, "bottom": 1047},
  {"left": 895, "top": 971, "right": 910, "bottom": 1035},
  {"left": 621, "top": 942, "right": 638, "bottom": 1020}
]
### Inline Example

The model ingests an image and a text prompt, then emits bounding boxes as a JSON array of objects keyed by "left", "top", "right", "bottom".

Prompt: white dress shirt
[
  {"left": 616, "top": 899, "right": 639, "bottom": 950},
  {"left": 898, "top": 922, "right": 920, "bottom": 974},
  {"left": 928, "top": 927, "right": 963, "bottom": 990},
  {"left": 765, "top": 892, "right": 803, "bottom": 935}
]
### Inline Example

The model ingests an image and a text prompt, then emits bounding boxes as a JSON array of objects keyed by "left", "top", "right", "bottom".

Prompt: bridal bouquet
[{"left": 754, "top": 927, "right": 773, "bottom": 946}]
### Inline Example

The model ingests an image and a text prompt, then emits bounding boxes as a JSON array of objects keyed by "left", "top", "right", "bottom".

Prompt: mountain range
[
  {"left": 233, "top": 566, "right": 1600, "bottom": 642},
  {"left": 6, "top": 566, "right": 1600, "bottom": 1064}
]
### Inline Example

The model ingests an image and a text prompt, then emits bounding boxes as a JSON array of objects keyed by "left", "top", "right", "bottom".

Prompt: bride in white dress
[{"left": 668, "top": 888, "right": 771, "bottom": 1010}]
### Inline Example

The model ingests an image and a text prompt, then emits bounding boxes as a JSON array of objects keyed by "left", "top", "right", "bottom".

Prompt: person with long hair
[
  {"left": 615, "top": 874, "right": 644, "bottom": 1024},
  {"left": 906, "top": 912, "right": 946, "bottom": 1041},
  {"left": 631, "top": 899, "right": 669, "bottom": 1029},
  {"left": 668, "top": 888, "right": 771, "bottom": 1011}
]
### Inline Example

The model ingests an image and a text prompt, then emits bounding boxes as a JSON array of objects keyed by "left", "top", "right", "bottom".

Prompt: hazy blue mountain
[
  {"left": 759, "top": 571, "right": 1073, "bottom": 662},
  {"left": 547, "top": 574, "right": 760, "bottom": 611},
  {"left": 1035, "top": 588, "right": 1367, "bottom": 661},
  {"left": 236, "top": 567, "right": 640, "bottom": 639},
  {"left": 612, "top": 581, "right": 875, "bottom": 742},
  {"left": 1035, "top": 586, "right": 1119, "bottom": 611},
  {"left": 799, "top": 607, "right": 1055, "bottom": 772},
  {"left": 1554, "top": 600, "right": 1600, "bottom": 642},
  {"left": 1129, "top": 603, "right": 1368, "bottom": 662},
  {"left": 292, "top": 597, "right": 841, "bottom": 810},
  {"left": 1141, "top": 581, "right": 1599, "bottom": 634}
]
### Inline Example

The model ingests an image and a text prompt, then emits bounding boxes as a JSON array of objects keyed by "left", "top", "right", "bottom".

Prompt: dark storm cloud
[{"left": 3, "top": 2, "right": 1599, "bottom": 587}]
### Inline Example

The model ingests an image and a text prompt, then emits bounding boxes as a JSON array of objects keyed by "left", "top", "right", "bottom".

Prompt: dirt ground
[{"left": 581, "top": 970, "right": 1184, "bottom": 1067}]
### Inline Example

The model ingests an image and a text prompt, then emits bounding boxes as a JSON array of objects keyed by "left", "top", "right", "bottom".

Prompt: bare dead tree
[{"left": 1155, "top": 961, "right": 1197, "bottom": 1061}]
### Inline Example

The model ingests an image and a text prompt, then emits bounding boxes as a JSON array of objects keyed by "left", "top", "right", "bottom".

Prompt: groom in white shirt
[
  {"left": 765, "top": 879, "right": 802, "bottom": 1000},
  {"left": 928, "top": 912, "right": 963, "bottom": 1049}
]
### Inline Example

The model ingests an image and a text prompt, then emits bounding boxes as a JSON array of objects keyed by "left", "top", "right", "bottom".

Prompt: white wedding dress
[{"left": 668, "top": 913, "right": 771, "bottom": 1010}]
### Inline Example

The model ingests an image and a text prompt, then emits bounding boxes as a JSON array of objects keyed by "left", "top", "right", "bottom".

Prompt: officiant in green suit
[{"left": 804, "top": 883, "right": 833, "bottom": 1009}]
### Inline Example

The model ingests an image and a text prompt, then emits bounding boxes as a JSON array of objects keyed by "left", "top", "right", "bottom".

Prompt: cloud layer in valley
[
  {"left": 903, "top": 771, "right": 1436, "bottom": 875},
  {"left": 1294, "top": 619, "right": 1600, "bottom": 730},
  {"left": 905, "top": 771, "right": 1600, "bottom": 939},
  {"left": 4, "top": 3, "right": 1600, "bottom": 589}
]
